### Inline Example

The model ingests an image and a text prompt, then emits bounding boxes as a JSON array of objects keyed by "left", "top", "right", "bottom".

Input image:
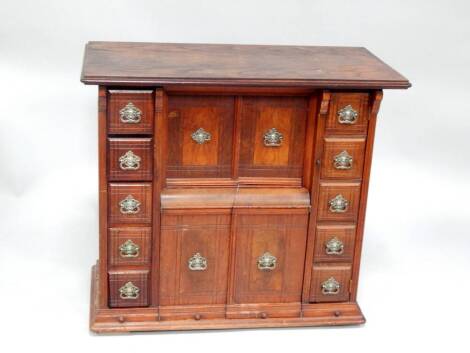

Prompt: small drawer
[
  {"left": 326, "top": 93, "right": 369, "bottom": 134},
  {"left": 108, "top": 183, "right": 152, "bottom": 225},
  {"left": 108, "top": 138, "right": 153, "bottom": 181},
  {"left": 309, "top": 264, "right": 351, "bottom": 302},
  {"left": 108, "top": 227, "right": 152, "bottom": 267},
  {"left": 108, "top": 90, "right": 154, "bottom": 134},
  {"left": 317, "top": 182, "right": 361, "bottom": 222},
  {"left": 321, "top": 137, "right": 366, "bottom": 180},
  {"left": 108, "top": 270, "right": 149, "bottom": 308},
  {"left": 313, "top": 224, "right": 356, "bottom": 262}
]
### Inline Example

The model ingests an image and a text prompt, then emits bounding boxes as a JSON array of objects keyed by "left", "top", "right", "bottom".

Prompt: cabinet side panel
[{"left": 98, "top": 86, "right": 109, "bottom": 308}]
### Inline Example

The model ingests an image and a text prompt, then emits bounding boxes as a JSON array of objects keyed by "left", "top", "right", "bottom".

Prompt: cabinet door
[
  {"left": 231, "top": 210, "right": 308, "bottom": 304},
  {"left": 167, "top": 96, "right": 234, "bottom": 178},
  {"left": 239, "top": 96, "right": 308, "bottom": 178},
  {"left": 159, "top": 212, "right": 231, "bottom": 306}
]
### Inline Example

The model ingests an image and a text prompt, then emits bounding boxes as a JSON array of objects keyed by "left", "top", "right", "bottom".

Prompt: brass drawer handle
[
  {"left": 338, "top": 105, "right": 358, "bottom": 124},
  {"left": 119, "top": 195, "right": 141, "bottom": 214},
  {"left": 191, "top": 128, "right": 211, "bottom": 144},
  {"left": 119, "top": 239, "right": 140, "bottom": 258},
  {"left": 333, "top": 150, "right": 353, "bottom": 170},
  {"left": 321, "top": 277, "right": 340, "bottom": 295},
  {"left": 263, "top": 128, "right": 283, "bottom": 147},
  {"left": 257, "top": 252, "right": 277, "bottom": 271},
  {"left": 188, "top": 252, "right": 207, "bottom": 271},
  {"left": 119, "top": 281, "right": 140, "bottom": 299},
  {"left": 119, "top": 102, "right": 142, "bottom": 123},
  {"left": 119, "top": 150, "right": 141, "bottom": 170},
  {"left": 325, "top": 237, "right": 344, "bottom": 255},
  {"left": 328, "top": 194, "right": 349, "bottom": 213}
]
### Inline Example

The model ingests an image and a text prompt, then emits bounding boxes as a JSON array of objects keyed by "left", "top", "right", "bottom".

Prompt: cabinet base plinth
[{"left": 90, "top": 264, "right": 365, "bottom": 333}]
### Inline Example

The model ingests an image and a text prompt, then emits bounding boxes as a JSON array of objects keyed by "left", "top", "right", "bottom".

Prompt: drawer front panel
[
  {"left": 108, "top": 183, "right": 152, "bottom": 225},
  {"left": 310, "top": 264, "right": 351, "bottom": 302},
  {"left": 167, "top": 96, "right": 234, "bottom": 178},
  {"left": 108, "top": 90, "right": 154, "bottom": 134},
  {"left": 317, "top": 183, "right": 361, "bottom": 222},
  {"left": 326, "top": 93, "right": 369, "bottom": 134},
  {"left": 321, "top": 137, "right": 366, "bottom": 180},
  {"left": 313, "top": 224, "right": 356, "bottom": 262},
  {"left": 232, "top": 211, "right": 308, "bottom": 304},
  {"left": 159, "top": 212, "right": 231, "bottom": 306},
  {"left": 108, "top": 138, "right": 153, "bottom": 181},
  {"left": 108, "top": 270, "right": 149, "bottom": 307},
  {"left": 239, "top": 96, "right": 308, "bottom": 178},
  {"left": 108, "top": 227, "right": 152, "bottom": 267}
]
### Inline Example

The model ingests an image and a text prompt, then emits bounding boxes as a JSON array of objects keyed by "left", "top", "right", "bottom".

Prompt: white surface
[{"left": 0, "top": 0, "right": 469, "bottom": 351}]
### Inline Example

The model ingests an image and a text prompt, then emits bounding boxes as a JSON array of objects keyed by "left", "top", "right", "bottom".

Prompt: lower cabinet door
[
  {"left": 230, "top": 210, "right": 308, "bottom": 307},
  {"left": 159, "top": 211, "right": 231, "bottom": 317}
]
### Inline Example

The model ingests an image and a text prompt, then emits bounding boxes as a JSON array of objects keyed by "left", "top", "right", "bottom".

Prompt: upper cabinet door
[
  {"left": 167, "top": 96, "right": 234, "bottom": 178},
  {"left": 239, "top": 97, "right": 308, "bottom": 178}
]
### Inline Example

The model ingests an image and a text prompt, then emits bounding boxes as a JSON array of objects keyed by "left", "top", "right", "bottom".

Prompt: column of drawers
[
  {"left": 310, "top": 92, "right": 369, "bottom": 303},
  {"left": 105, "top": 90, "right": 155, "bottom": 308}
]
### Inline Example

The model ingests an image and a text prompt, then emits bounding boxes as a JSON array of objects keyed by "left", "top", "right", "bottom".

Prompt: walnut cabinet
[{"left": 81, "top": 42, "right": 410, "bottom": 332}]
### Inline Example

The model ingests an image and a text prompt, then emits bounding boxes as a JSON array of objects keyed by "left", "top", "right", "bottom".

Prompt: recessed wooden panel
[
  {"left": 107, "top": 90, "right": 154, "bottom": 134},
  {"left": 108, "top": 138, "right": 153, "bottom": 181},
  {"left": 231, "top": 211, "right": 308, "bottom": 304},
  {"left": 159, "top": 212, "right": 231, "bottom": 306},
  {"left": 313, "top": 224, "right": 356, "bottom": 263},
  {"left": 108, "top": 183, "right": 152, "bottom": 225},
  {"left": 317, "top": 182, "right": 361, "bottom": 222},
  {"left": 310, "top": 264, "right": 351, "bottom": 303},
  {"left": 108, "top": 270, "right": 149, "bottom": 308},
  {"left": 326, "top": 93, "right": 369, "bottom": 134},
  {"left": 321, "top": 137, "right": 366, "bottom": 179},
  {"left": 167, "top": 96, "right": 234, "bottom": 178},
  {"left": 108, "top": 227, "right": 151, "bottom": 267},
  {"left": 239, "top": 96, "right": 308, "bottom": 178}
]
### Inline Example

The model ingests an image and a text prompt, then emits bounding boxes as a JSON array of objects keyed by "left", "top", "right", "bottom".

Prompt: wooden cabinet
[{"left": 81, "top": 42, "right": 410, "bottom": 332}]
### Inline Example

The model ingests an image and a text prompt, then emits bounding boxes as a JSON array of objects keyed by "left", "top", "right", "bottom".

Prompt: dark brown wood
[
  {"left": 82, "top": 42, "right": 411, "bottom": 89},
  {"left": 83, "top": 42, "right": 409, "bottom": 333}
]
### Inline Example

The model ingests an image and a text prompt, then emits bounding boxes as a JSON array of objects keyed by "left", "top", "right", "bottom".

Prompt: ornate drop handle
[
  {"left": 191, "top": 128, "right": 211, "bottom": 144},
  {"left": 321, "top": 277, "right": 340, "bottom": 295},
  {"left": 119, "top": 239, "right": 140, "bottom": 258},
  {"left": 119, "top": 150, "right": 141, "bottom": 170},
  {"left": 257, "top": 252, "right": 277, "bottom": 271},
  {"left": 333, "top": 150, "right": 353, "bottom": 170},
  {"left": 328, "top": 194, "right": 349, "bottom": 213},
  {"left": 119, "top": 281, "right": 140, "bottom": 299},
  {"left": 325, "top": 237, "right": 344, "bottom": 255},
  {"left": 119, "top": 195, "right": 141, "bottom": 214},
  {"left": 338, "top": 105, "right": 358, "bottom": 124},
  {"left": 119, "top": 102, "right": 142, "bottom": 123},
  {"left": 188, "top": 253, "right": 207, "bottom": 271},
  {"left": 263, "top": 128, "right": 283, "bottom": 147}
]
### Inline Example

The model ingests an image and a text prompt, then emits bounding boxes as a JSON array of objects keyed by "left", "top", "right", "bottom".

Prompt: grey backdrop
[{"left": 0, "top": 0, "right": 468, "bottom": 351}]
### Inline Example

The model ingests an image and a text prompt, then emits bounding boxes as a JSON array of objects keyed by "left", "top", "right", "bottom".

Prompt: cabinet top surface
[{"left": 81, "top": 41, "right": 410, "bottom": 89}]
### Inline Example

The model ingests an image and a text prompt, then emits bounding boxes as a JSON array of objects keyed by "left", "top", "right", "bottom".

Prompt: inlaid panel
[
  {"left": 167, "top": 96, "right": 234, "bottom": 178},
  {"left": 313, "top": 224, "right": 356, "bottom": 263},
  {"left": 310, "top": 264, "right": 351, "bottom": 303},
  {"left": 159, "top": 212, "right": 231, "bottom": 306},
  {"left": 317, "top": 182, "right": 361, "bottom": 222},
  {"left": 107, "top": 90, "right": 154, "bottom": 134},
  {"left": 326, "top": 93, "right": 369, "bottom": 134},
  {"left": 321, "top": 137, "right": 366, "bottom": 180},
  {"left": 231, "top": 210, "right": 308, "bottom": 304},
  {"left": 239, "top": 96, "right": 308, "bottom": 178},
  {"left": 108, "top": 270, "right": 149, "bottom": 308},
  {"left": 108, "top": 183, "right": 152, "bottom": 225},
  {"left": 108, "top": 138, "right": 153, "bottom": 181},
  {"left": 108, "top": 227, "right": 152, "bottom": 267}
]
